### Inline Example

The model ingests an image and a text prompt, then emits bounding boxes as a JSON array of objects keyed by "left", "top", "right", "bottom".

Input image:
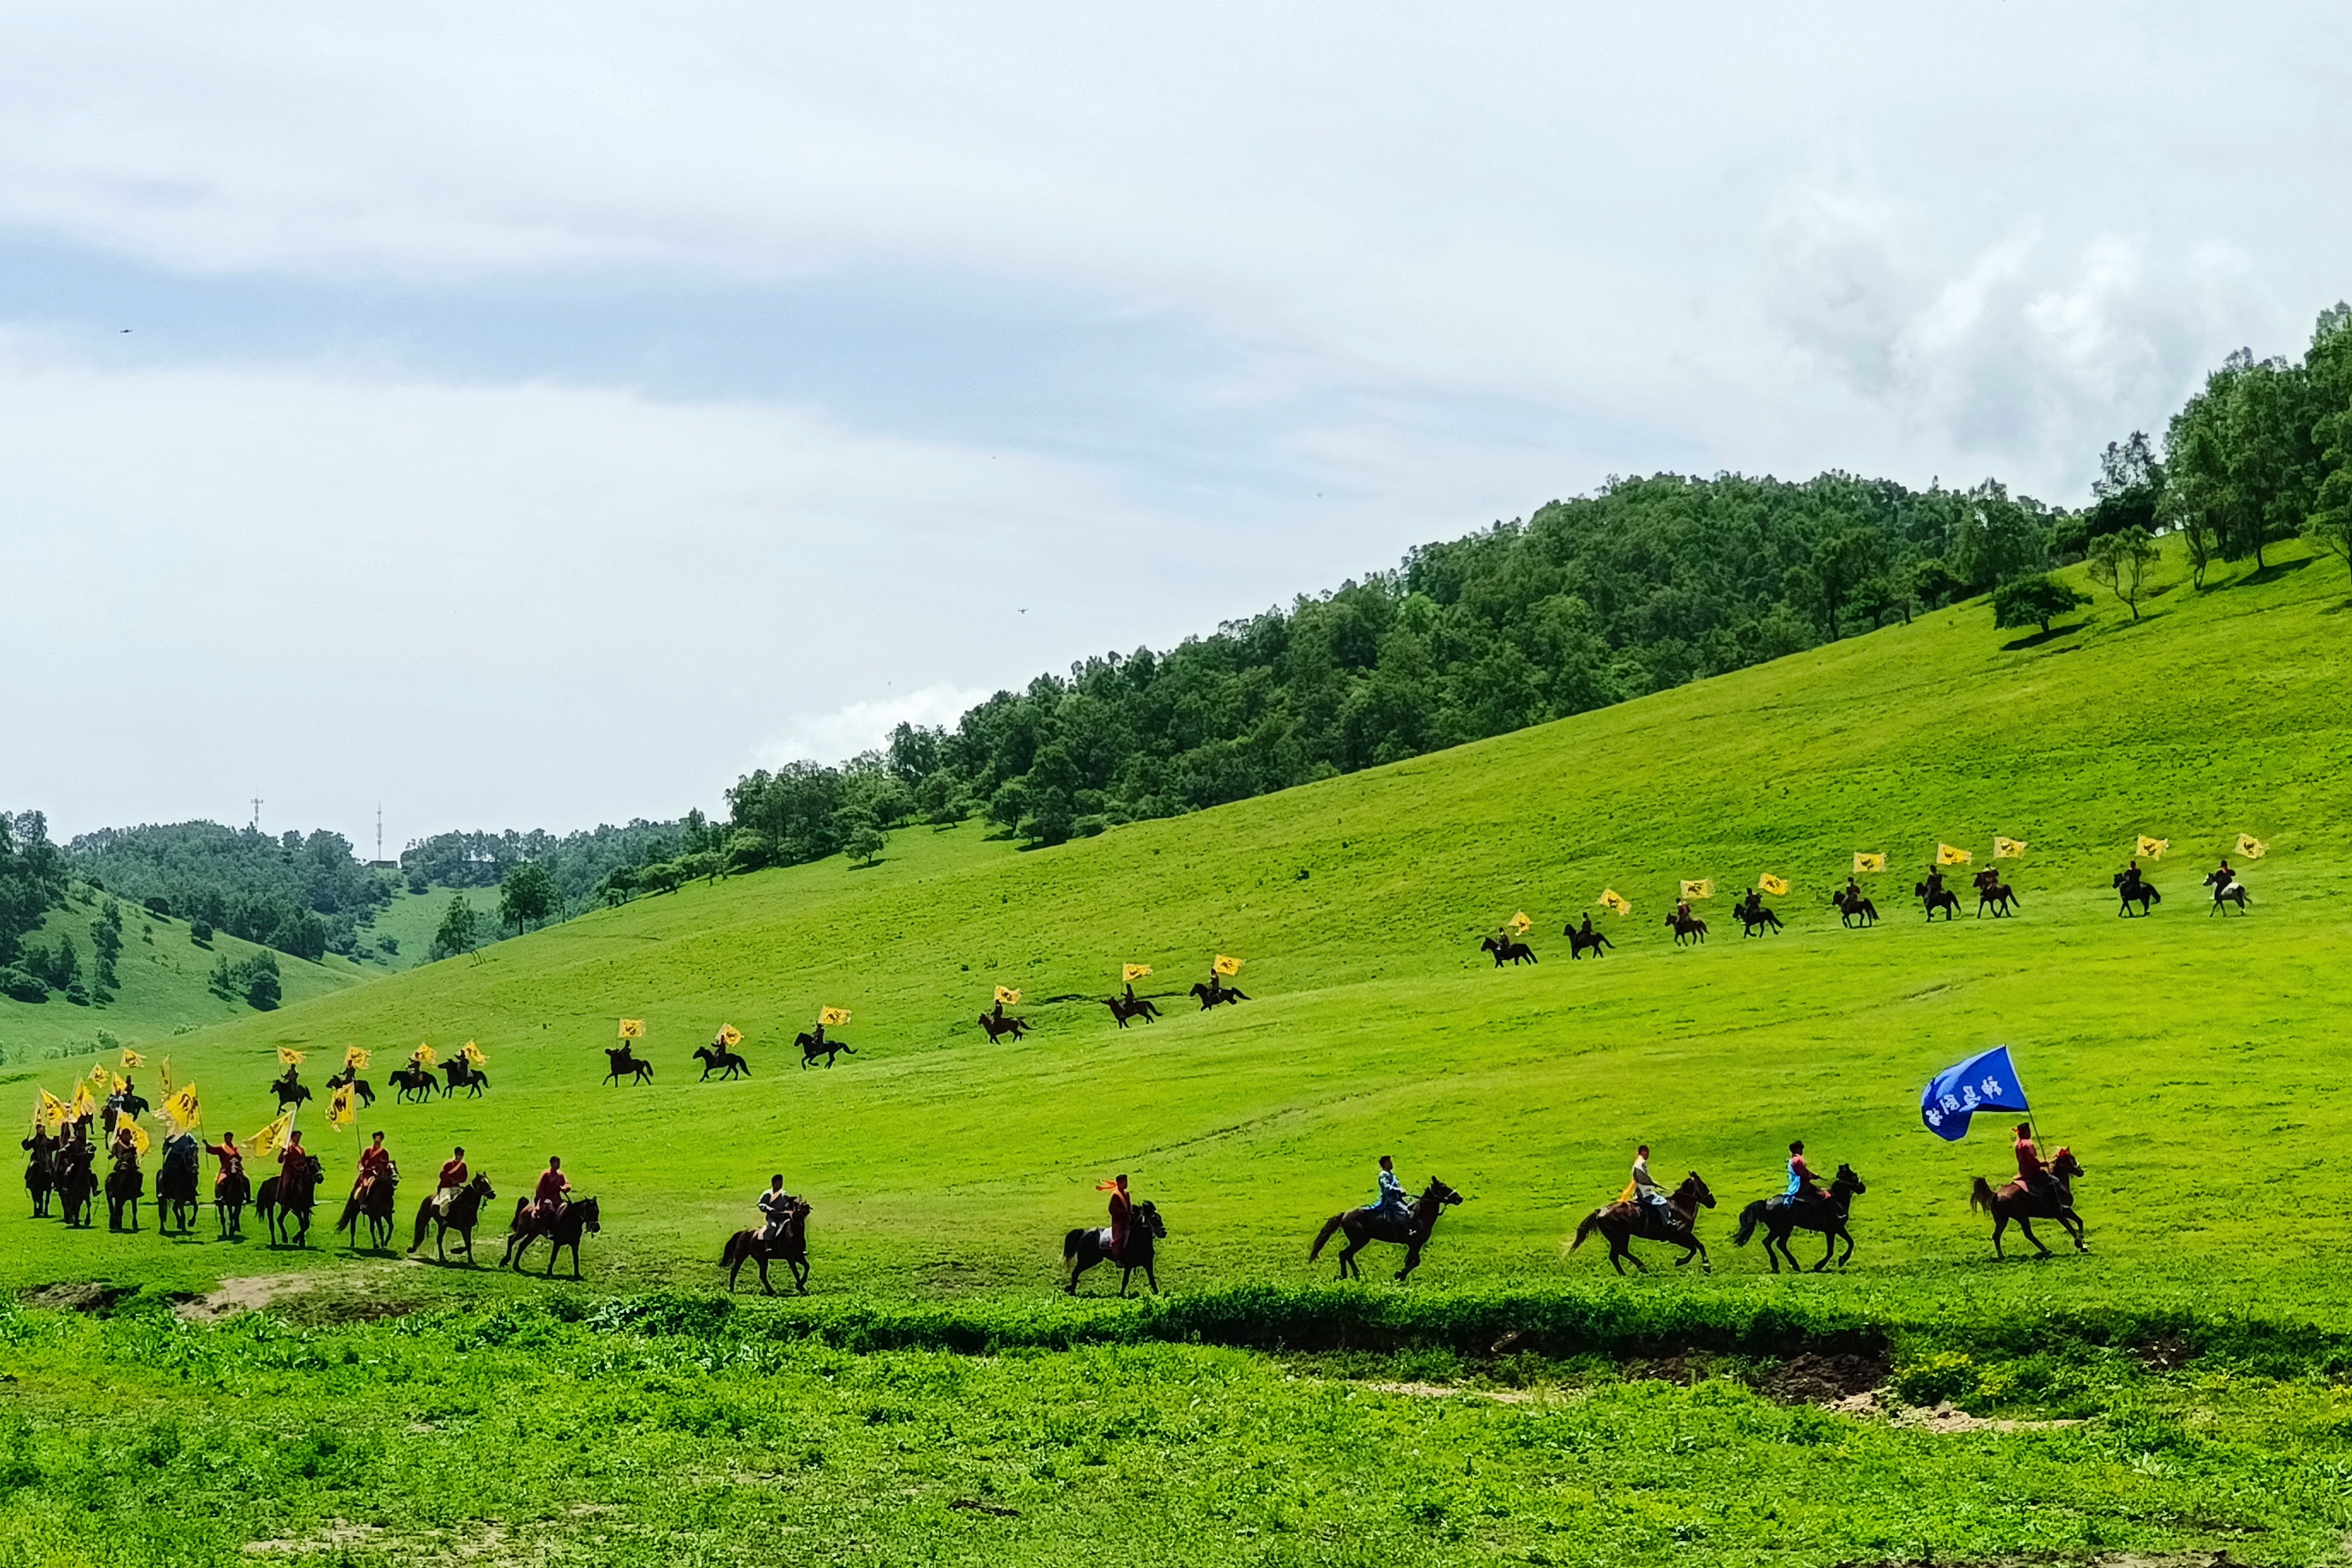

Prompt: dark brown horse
[
  {"left": 978, "top": 1011, "right": 1032, "bottom": 1043},
  {"left": 324, "top": 1066, "right": 376, "bottom": 1108},
  {"left": 603, "top": 1044, "right": 653, "bottom": 1085},
  {"left": 54, "top": 1137, "right": 97, "bottom": 1228},
  {"left": 271, "top": 1071, "right": 310, "bottom": 1112},
  {"left": 1309, "top": 1177, "right": 1465, "bottom": 1282},
  {"left": 22, "top": 1128, "right": 57, "bottom": 1217},
  {"left": 1971, "top": 1149, "right": 2087, "bottom": 1259},
  {"left": 1570, "top": 1172, "right": 1715, "bottom": 1274},
  {"left": 408, "top": 1173, "right": 496, "bottom": 1264},
  {"left": 1479, "top": 935, "right": 1536, "bottom": 967},
  {"left": 1103, "top": 994, "right": 1160, "bottom": 1028},
  {"left": 1665, "top": 910, "right": 1708, "bottom": 946},
  {"left": 1831, "top": 888, "right": 1878, "bottom": 927},
  {"left": 258, "top": 1152, "right": 324, "bottom": 1248},
  {"left": 795, "top": 1030, "right": 855, "bottom": 1068},
  {"left": 1064, "top": 1199, "right": 1164, "bottom": 1295},
  {"left": 1564, "top": 919, "right": 1614, "bottom": 958},
  {"left": 104, "top": 1147, "right": 143, "bottom": 1233},
  {"left": 1733, "top": 1163, "right": 1866, "bottom": 1272},
  {"left": 1972, "top": 869, "right": 2020, "bottom": 918},
  {"left": 390, "top": 1063, "right": 437, "bottom": 1102},
  {"left": 694, "top": 1041, "right": 751, "bottom": 1080},
  {"left": 2113, "top": 870, "right": 2160, "bottom": 916},
  {"left": 1734, "top": 895, "right": 1783, "bottom": 937},
  {"left": 1191, "top": 978, "right": 1249, "bottom": 1009},
  {"left": 503, "top": 1194, "right": 600, "bottom": 1278},
  {"left": 335, "top": 1170, "right": 401, "bottom": 1251},
  {"left": 155, "top": 1135, "right": 203, "bottom": 1235},
  {"left": 439, "top": 1058, "right": 490, "bottom": 1098},
  {"left": 1915, "top": 881, "right": 1960, "bottom": 921},
  {"left": 722, "top": 1198, "right": 812, "bottom": 1294}
]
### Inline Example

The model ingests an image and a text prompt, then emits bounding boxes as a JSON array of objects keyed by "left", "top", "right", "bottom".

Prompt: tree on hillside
[
  {"left": 498, "top": 862, "right": 557, "bottom": 935},
  {"left": 1992, "top": 575, "right": 2090, "bottom": 636},
  {"left": 846, "top": 821, "right": 887, "bottom": 868},
  {"left": 2306, "top": 305, "right": 2352, "bottom": 584},
  {"left": 0, "top": 811, "right": 67, "bottom": 971},
  {"left": 2085, "top": 530, "right": 2160, "bottom": 620},
  {"left": 430, "top": 896, "right": 480, "bottom": 961}
]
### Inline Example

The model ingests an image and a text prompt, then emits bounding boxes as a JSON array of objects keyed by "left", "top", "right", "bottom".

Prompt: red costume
[
  {"left": 532, "top": 1166, "right": 570, "bottom": 1227},
  {"left": 438, "top": 1156, "right": 467, "bottom": 1191},
  {"left": 2014, "top": 1134, "right": 2044, "bottom": 1184},
  {"left": 279, "top": 1140, "right": 310, "bottom": 1179},
  {"left": 1106, "top": 1184, "right": 1133, "bottom": 1258}
]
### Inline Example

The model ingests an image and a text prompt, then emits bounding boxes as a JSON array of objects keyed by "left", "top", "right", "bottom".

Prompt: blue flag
[{"left": 1920, "top": 1045, "right": 2030, "bottom": 1142}]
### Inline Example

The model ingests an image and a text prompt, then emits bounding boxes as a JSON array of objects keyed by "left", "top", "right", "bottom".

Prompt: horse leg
[
  {"left": 1836, "top": 1226, "right": 1855, "bottom": 1268},
  {"left": 2015, "top": 1216, "right": 2052, "bottom": 1258},
  {"left": 1335, "top": 1236, "right": 1363, "bottom": 1280},
  {"left": 1812, "top": 1228, "right": 1837, "bottom": 1273},
  {"left": 1611, "top": 1236, "right": 1642, "bottom": 1274},
  {"left": 792, "top": 1255, "right": 809, "bottom": 1294},
  {"left": 1990, "top": 1213, "right": 2006, "bottom": 1259}
]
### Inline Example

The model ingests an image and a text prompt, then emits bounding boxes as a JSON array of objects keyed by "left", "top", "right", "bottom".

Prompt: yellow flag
[
  {"left": 819, "top": 1007, "right": 851, "bottom": 1027},
  {"left": 718, "top": 1024, "right": 743, "bottom": 1047},
  {"left": 88, "top": 1060, "right": 110, "bottom": 1087},
  {"left": 461, "top": 1041, "right": 487, "bottom": 1066},
  {"left": 2236, "top": 834, "right": 2267, "bottom": 859},
  {"left": 1758, "top": 874, "right": 1790, "bottom": 897},
  {"left": 343, "top": 1046, "right": 371, "bottom": 1072},
  {"left": 250, "top": 1110, "right": 292, "bottom": 1157},
  {"left": 1853, "top": 853, "right": 1887, "bottom": 874},
  {"left": 993, "top": 985, "right": 1021, "bottom": 1006},
  {"left": 327, "top": 1083, "right": 356, "bottom": 1132},
  {"left": 108, "top": 1072, "right": 126, "bottom": 1095},
  {"left": 411, "top": 1042, "right": 439, "bottom": 1068},
  {"left": 38, "top": 1090, "right": 68, "bottom": 1136},
  {"left": 1213, "top": 955, "right": 1243, "bottom": 977},
  {"left": 162, "top": 1085, "right": 200, "bottom": 1131},
  {"left": 276, "top": 1047, "right": 304, "bottom": 1068},
  {"left": 1122, "top": 963, "right": 1152, "bottom": 983},
  {"left": 1993, "top": 836, "right": 2026, "bottom": 859},
  {"left": 71, "top": 1081, "right": 96, "bottom": 1121},
  {"left": 1678, "top": 879, "right": 1713, "bottom": 902},
  {"left": 1598, "top": 888, "right": 1631, "bottom": 915},
  {"left": 1507, "top": 911, "right": 1532, "bottom": 936},
  {"left": 123, "top": 1119, "right": 150, "bottom": 1156},
  {"left": 120, "top": 1049, "right": 145, "bottom": 1070},
  {"left": 1936, "top": 844, "right": 1973, "bottom": 866},
  {"left": 2137, "top": 835, "right": 2169, "bottom": 859},
  {"left": 618, "top": 1019, "right": 646, "bottom": 1040}
]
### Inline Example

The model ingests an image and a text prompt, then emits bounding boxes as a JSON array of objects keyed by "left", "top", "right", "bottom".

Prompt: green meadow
[{"left": 7, "top": 537, "right": 2352, "bottom": 1566}]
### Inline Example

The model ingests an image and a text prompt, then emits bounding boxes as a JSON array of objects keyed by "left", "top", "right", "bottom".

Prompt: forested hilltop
[{"left": 704, "top": 307, "right": 2352, "bottom": 868}]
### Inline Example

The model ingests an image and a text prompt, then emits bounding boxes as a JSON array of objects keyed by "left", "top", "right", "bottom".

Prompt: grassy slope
[
  {"left": 9, "top": 538, "right": 2350, "bottom": 1320},
  {"left": 362, "top": 883, "right": 503, "bottom": 972}
]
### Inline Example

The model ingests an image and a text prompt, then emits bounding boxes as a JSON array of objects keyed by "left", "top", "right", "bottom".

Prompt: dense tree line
[
  {"left": 401, "top": 823, "right": 678, "bottom": 912},
  {"left": 65, "top": 822, "right": 388, "bottom": 962}
]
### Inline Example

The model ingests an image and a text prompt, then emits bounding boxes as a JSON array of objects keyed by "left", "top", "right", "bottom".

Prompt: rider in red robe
[
  {"left": 2013, "top": 1123, "right": 2057, "bottom": 1199},
  {"left": 353, "top": 1132, "right": 394, "bottom": 1201},
  {"left": 1103, "top": 1175, "right": 1132, "bottom": 1259},
  {"left": 531, "top": 1156, "right": 572, "bottom": 1231}
]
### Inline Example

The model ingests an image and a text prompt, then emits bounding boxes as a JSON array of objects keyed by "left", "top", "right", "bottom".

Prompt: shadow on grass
[
  {"left": 2240, "top": 557, "right": 2315, "bottom": 586},
  {"left": 2000, "top": 622, "right": 2088, "bottom": 652}
]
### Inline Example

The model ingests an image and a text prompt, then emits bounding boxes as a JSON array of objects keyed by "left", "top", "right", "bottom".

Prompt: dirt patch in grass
[
  {"left": 243, "top": 1518, "right": 384, "bottom": 1555},
  {"left": 178, "top": 1275, "right": 307, "bottom": 1323},
  {"left": 1885, "top": 1400, "right": 2085, "bottom": 1434},
  {"left": 1759, "top": 1350, "right": 1890, "bottom": 1405},
  {"left": 21, "top": 1281, "right": 133, "bottom": 1314}
]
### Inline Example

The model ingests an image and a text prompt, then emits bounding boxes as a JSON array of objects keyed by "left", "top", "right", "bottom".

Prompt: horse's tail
[
  {"left": 1970, "top": 1177, "right": 1998, "bottom": 1215},
  {"left": 1733, "top": 1202, "right": 1766, "bottom": 1247},
  {"left": 411, "top": 1200, "right": 433, "bottom": 1251},
  {"left": 1309, "top": 1213, "right": 1346, "bottom": 1261},
  {"left": 1570, "top": 1211, "right": 1601, "bottom": 1252},
  {"left": 720, "top": 1231, "right": 744, "bottom": 1267},
  {"left": 335, "top": 1194, "right": 360, "bottom": 1234},
  {"left": 1062, "top": 1228, "right": 1087, "bottom": 1272}
]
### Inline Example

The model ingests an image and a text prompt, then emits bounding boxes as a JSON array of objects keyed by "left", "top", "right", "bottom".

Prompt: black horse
[
  {"left": 1665, "top": 910, "right": 1708, "bottom": 946},
  {"left": 104, "top": 1147, "right": 144, "bottom": 1233},
  {"left": 325, "top": 1067, "right": 376, "bottom": 1109},
  {"left": 694, "top": 1042, "right": 751, "bottom": 1080},
  {"left": 214, "top": 1161, "right": 251, "bottom": 1241},
  {"left": 336, "top": 1171, "right": 401, "bottom": 1251},
  {"left": 1973, "top": 869, "right": 2021, "bottom": 918},
  {"left": 2114, "top": 870, "right": 2161, "bottom": 916},
  {"left": 439, "top": 1058, "right": 490, "bottom": 1098},
  {"left": 795, "top": 1030, "right": 855, "bottom": 1068},
  {"left": 602, "top": 1045, "right": 653, "bottom": 1086},
  {"left": 1310, "top": 1177, "right": 1465, "bottom": 1283},
  {"left": 722, "top": 1199, "right": 812, "bottom": 1294},
  {"left": 503, "top": 1195, "right": 600, "bottom": 1278},
  {"left": 1191, "top": 978, "right": 1249, "bottom": 1009},
  {"left": 1064, "top": 1200, "right": 1166, "bottom": 1296},
  {"left": 978, "top": 1011, "right": 1031, "bottom": 1043},
  {"left": 1102, "top": 994, "right": 1160, "bottom": 1028},
  {"left": 155, "top": 1136, "right": 203, "bottom": 1235},
  {"left": 1570, "top": 1173, "right": 1716, "bottom": 1275},
  {"left": 103, "top": 1089, "right": 151, "bottom": 1139},
  {"left": 390, "top": 1063, "right": 438, "bottom": 1102},
  {"left": 408, "top": 1173, "right": 497, "bottom": 1265},
  {"left": 1480, "top": 936, "right": 1537, "bottom": 967},
  {"left": 54, "top": 1139, "right": 98, "bottom": 1227},
  {"left": 2205, "top": 870, "right": 2250, "bottom": 916},
  {"left": 1915, "top": 881, "right": 1960, "bottom": 921},
  {"left": 22, "top": 1129, "right": 56, "bottom": 1217},
  {"left": 1831, "top": 888, "right": 1878, "bottom": 928},
  {"left": 258, "top": 1153, "right": 324, "bottom": 1247},
  {"left": 1733, "top": 1163, "right": 1867, "bottom": 1272},
  {"left": 1564, "top": 919, "right": 1614, "bottom": 959},
  {"left": 1734, "top": 895, "right": 1783, "bottom": 937},
  {"left": 271, "top": 1072, "right": 311, "bottom": 1112}
]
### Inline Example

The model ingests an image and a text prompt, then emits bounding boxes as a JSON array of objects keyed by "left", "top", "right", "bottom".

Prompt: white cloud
[{"left": 755, "top": 684, "right": 998, "bottom": 771}]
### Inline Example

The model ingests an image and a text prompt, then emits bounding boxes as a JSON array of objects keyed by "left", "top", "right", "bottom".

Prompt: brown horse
[
  {"left": 503, "top": 1194, "right": 600, "bottom": 1278},
  {"left": 1570, "top": 1172, "right": 1715, "bottom": 1274},
  {"left": 1309, "top": 1177, "right": 1465, "bottom": 1282},
  {"left": 722, "top": 1199, "right": 812, "bottom": 1294},
  {"left": 978, "top": 1011, "right": 1032, "bottom": 1043},
  {"left": 1102, "top": 994, "right": 1160, "bottom": 1028},
  {"left": 602, "top": 1045, "right": 653, "bottom": 1085},
  {"left": 257, "top": 1153, "right": 324, "bottom": 1248},
  {"left": 1915, "top": 881, "right": 1960, "bottom": 921},
  {"left": 325, "top": 1066, "right": 376, "bottom": 1109},
  {"left": 104, "top": 1148, "right": 144, "bottom": 1233},
  {"left": 1831, "top": 888, "right": 1878, "bottom": 927},
  {"left": 795, "top": 1030, "right": 855, "bottom": 1068},
  {"left": 410, "top": 1173, "right": 496, "bottom": 1264},
  {"left": 1191, "top": 979, "right": 1249, "bottom": 1009},
  {"left": 335, "top": 1171, "right": 401, "bottom": 1251},
  {"left": 1972, "top": 868, "right": 2021, "bottom": 918},
  {"left": 1971, "top": 1149, "right": 2087, "bottom": 1259},
  {"left": 1479, "top": 936, "right": 1537, "bottom": 967},
  {"left": 694, "top": 1042, "right": 751, "bottom": 1080},
  {"left": 1665, "top": 910, "right": 1708, "bottom": 946},
  {"left": 1733, "top": 1163, "right": 1866, "bottom": 1272},
  {"left": 22, "top": 1128, "right": 57, "bottom": 1218},
  {"left": 1563, "top": 920, "right": 1614, "bottom": 958}
]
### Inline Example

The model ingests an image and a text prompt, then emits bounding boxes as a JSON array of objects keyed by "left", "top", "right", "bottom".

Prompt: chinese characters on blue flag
[{"left": 1920, "top": 1045, "right": 2031, "bottom": 1142}]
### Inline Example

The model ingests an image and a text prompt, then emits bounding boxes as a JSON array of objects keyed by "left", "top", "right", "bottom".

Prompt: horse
[
  {"left": 155, "top": 1138, "right": 203, "bottom": 1235},
  {"left": 1479, "top": 936, "right": 1538, "bottom": 967},
  {"left": 335, "top": 1171, "right": 401, "bottom": 1251},
  {"left": 389, "top": 1063, "right": 437, "bottom": 1103},
  {"left": 694, "top": 1042, "right": 751, "bottom": 1080},
  {"left": 257, "top": 1153, "right": 323, "bottom": 1248},
  {"left": 1831, "top": 888, "right": 1878, "bottom": 928},
  {"left": 2204, "top": 870, "right": 2250, "bottom": 916},
  {"left": 103, "top": 1089, "right": 150, "bottom": 1139},
  {"left": 1971, "top": 1149, "right": 2087, "bottom": 1259},
  {"left": 408, "top": 1173, "right": 496, "bottom": 1264},
  {"left": 1191, "top": 979, "right": 1250, "bottom": 1009},
  {"left": 1972, "top": 869, "right": 2021, "bottom": 918},
  {"left": 214, "top": 1164, "right": 251, "bottom": 1240},
  {"left": 1102, "top": 995, "right": 1160, "bottom": 1028},
  {"left": 1733, "top": 1163, "right": 1866, "bottom": 1272},
  {"left": 1564, "top": 923, "right": 1614, "bottom": 959},
  {"left": 439, "top": 1058, "right": 489, "bottom": 1098},
  {"left": 324, "top": 1066, "right": 376, "bottom": 1109},
  {"left": 1570, "top": 1172, "right": 1715, "bottom": 1275},
  {"left": 272, "top": 1074, "right": 312, "bottom": 1112},
  {"left": 104, "top": 1151, "right": 144, "bottom": 1233},
  {"left": 1064, "top": 1199, "right": 1165, "bottom": 1296},
  {"left": 503, "top": 1195, "right": 600, "bottom": 1278},
  {"left": 2113, "top": 871, "right": 2161, "bottom": 916},
  {"left": 1665, "top": 910, "right": 1708, "bottom": 946},
  {"left": 54, "top": 1141, "right": 98, "bottom": 1227},
  {"left": 722, "top": 1198, "right": 812, "bottom": 1294},
  {"left": 1734, "top": 898, "right": 1783, "bottom": 938},
  {"left": 1309, "top": 1177, "right": 1465, "bottom": 1283},
  {"left": 22, "top": 1129, "right": 56, "bottom": 1218},
  {"left": 602, "top": 1045, "right": 653, "bottom": 1086},
  {"left": 1914, "top": 881, "right": 1960, "bottom": 921},
  {"left": 978, "top": 1012, "right": 1032, "bottom": 1043},
  {"left": 795, "top": 1031, "right": 855, "bottom": 1069}
]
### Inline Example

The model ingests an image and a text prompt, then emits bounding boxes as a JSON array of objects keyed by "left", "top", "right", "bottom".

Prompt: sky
[{"left": 6, "top": 3, "right": 2346, "bottom": 848}]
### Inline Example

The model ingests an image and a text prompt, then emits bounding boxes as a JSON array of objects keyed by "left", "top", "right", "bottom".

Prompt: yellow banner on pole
[
  {"left": 343, "top": 1046, "right": 370, "bottom": 1072},
  {"left": 993, "top": 986, "right": 1021, "bottom": 1006},
  {"left": 1993, "top": 836, "right": 2027, "bottom": 859},
  {"left": 2236, "top": 834, "right": 2267, "bottom": 859},
  {"left": 120, "top": 1049, "right": 145, "bottom": 1070},
  {"left": 1936, "top": 844, "right": 1973, "bottom": 866},
  {"left": 2137, "top": 835, "right": 2169, "bottom": 859},
  {"left": 1122, "top": 964, "right": 1152, "bottom": 983},
  {"left": 276, "top": 1047, "right": 304, "bottom": 1068},
  {"left": 71, "top": 1082, "right": 96, "bottom": 1122},
  {"left": 819, "top": 1007, "right": 851, "bottom": 1027},
  {"left": 461, "top": 1041, "right": 487, "bottom": 1066},
  {"left": 123, "top": 1119, "right": 150, "bottom": 1156},
  {"left": 1758, "top": 874, "right": 1790, "bottom": 897},
  {"left": 1598, "top": 888, "right": 1631, "bottom": 915},
  {"left": 327, "top": 1083, "right": 356, "bottom": 1132},
  {"left": 411, "top": 1042, "right": 438, "bottom": 1068},
  {"left": 718, "top": 1024, "right": 743, "bottom": 1047},
  {"left": 162, "top": 1085, "right": 200, "bottom": 1131},
  {"left": 1678, "top": 879, "right": 1713, "bottom": 902},
  {"left": 37, "top": 1090, "right": 68, "bottom": 1137},
  {"left": 1213, "top": 955, "right": 1243, "bottom": 977},
  {"left": 249, "top": 1110, "right": 292, "bottom": 1158},
  {"left": 1506, "top": 911, "right": 1532, "bottom": 936},
  {"left": 618, "top": 1019, "right": 646, "bottom": 1040},
  {"left": 1853, "top": 853, "right": 1887, "bottom": 874}
]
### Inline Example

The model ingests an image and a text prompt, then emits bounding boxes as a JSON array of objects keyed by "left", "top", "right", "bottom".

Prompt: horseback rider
[
  {"left": 205, "top": 1132, "right": 244, "bottom": 1197},
  {"left": 528, "top": 1155, "right": 572, "bottom": 1233},
  {"left": 278, "top": 1128, "right": 310, "bottom": 1183},
  {"left": 431, "top": 1146, "right": 468, "bottom": 1215},
  {"left": 2120, "top": 857, "right": 2143, "bottom": 891},
  {"left": 1923, "top": 865, "right": 1945, "bottom": 898},
  {"left": 352, "top": 1130, "right": 396, "bottom": 1205},
  {"left": 2213, "top": 856, "right": 2236, "bottom": 890},
  {"left": 1843, "top": 876, "right": 1861, "bottom": 904},
  {"left": 2012, "top": 1122, "right": 2063, "bottom": 1205},
  {"left": 1371, "top": 1156, "right": 1411, "bottom": 1227},
  {"left": 107, "top": 1120, "right": 139, "bottom": 1173},
  {"left": 757, "top": 1173, "right": 796, "bottom": 1244},
  {"left": 1773, "top": 1140, "right": 1826, "bottom": 1209},
  {"left": 1102, "top": 1174, "right": 1133, "bottom": 1259},
  {"left": 1620, "top": 1144, "right": 1668, "bottom": 1213}
]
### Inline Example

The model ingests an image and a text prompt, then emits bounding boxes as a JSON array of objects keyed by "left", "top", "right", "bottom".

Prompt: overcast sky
[{"left": 8, "top": 3, "right": 2345, "bottom": 847}]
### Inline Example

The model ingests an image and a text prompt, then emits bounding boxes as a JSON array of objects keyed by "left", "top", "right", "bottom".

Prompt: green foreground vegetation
[{"left": 6, "top": 534, "right": 2351, "bottom": 1564}]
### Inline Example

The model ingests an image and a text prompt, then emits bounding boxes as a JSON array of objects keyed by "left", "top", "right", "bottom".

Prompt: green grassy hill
[{"left": 11, "top": 538, "right": 2350, "bottom": 1320}]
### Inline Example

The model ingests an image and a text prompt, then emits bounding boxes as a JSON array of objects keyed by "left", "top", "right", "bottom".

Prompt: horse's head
[
  {"left": 1135, "top": 1200, "right": 1166, "bottom": 1238},
  {"left": 1421, "top": 1178, "right": 1464, "bottom": 1208},
  {"left": 1833, "top": 1163, "right": 1866, "bottom": 1194},
  {"left": 2050, "top": 1149, "right": 2084, "bottom": 1180},
  {"left": 470, "top": 1174, "right": 496, "bottom": 1200},
  {"left": 577, "top": 1196, "right": 601, "bottom": 1233},
  {"left": 1678, "top": 1172, "right": 1716, "bottom": 1209}
]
